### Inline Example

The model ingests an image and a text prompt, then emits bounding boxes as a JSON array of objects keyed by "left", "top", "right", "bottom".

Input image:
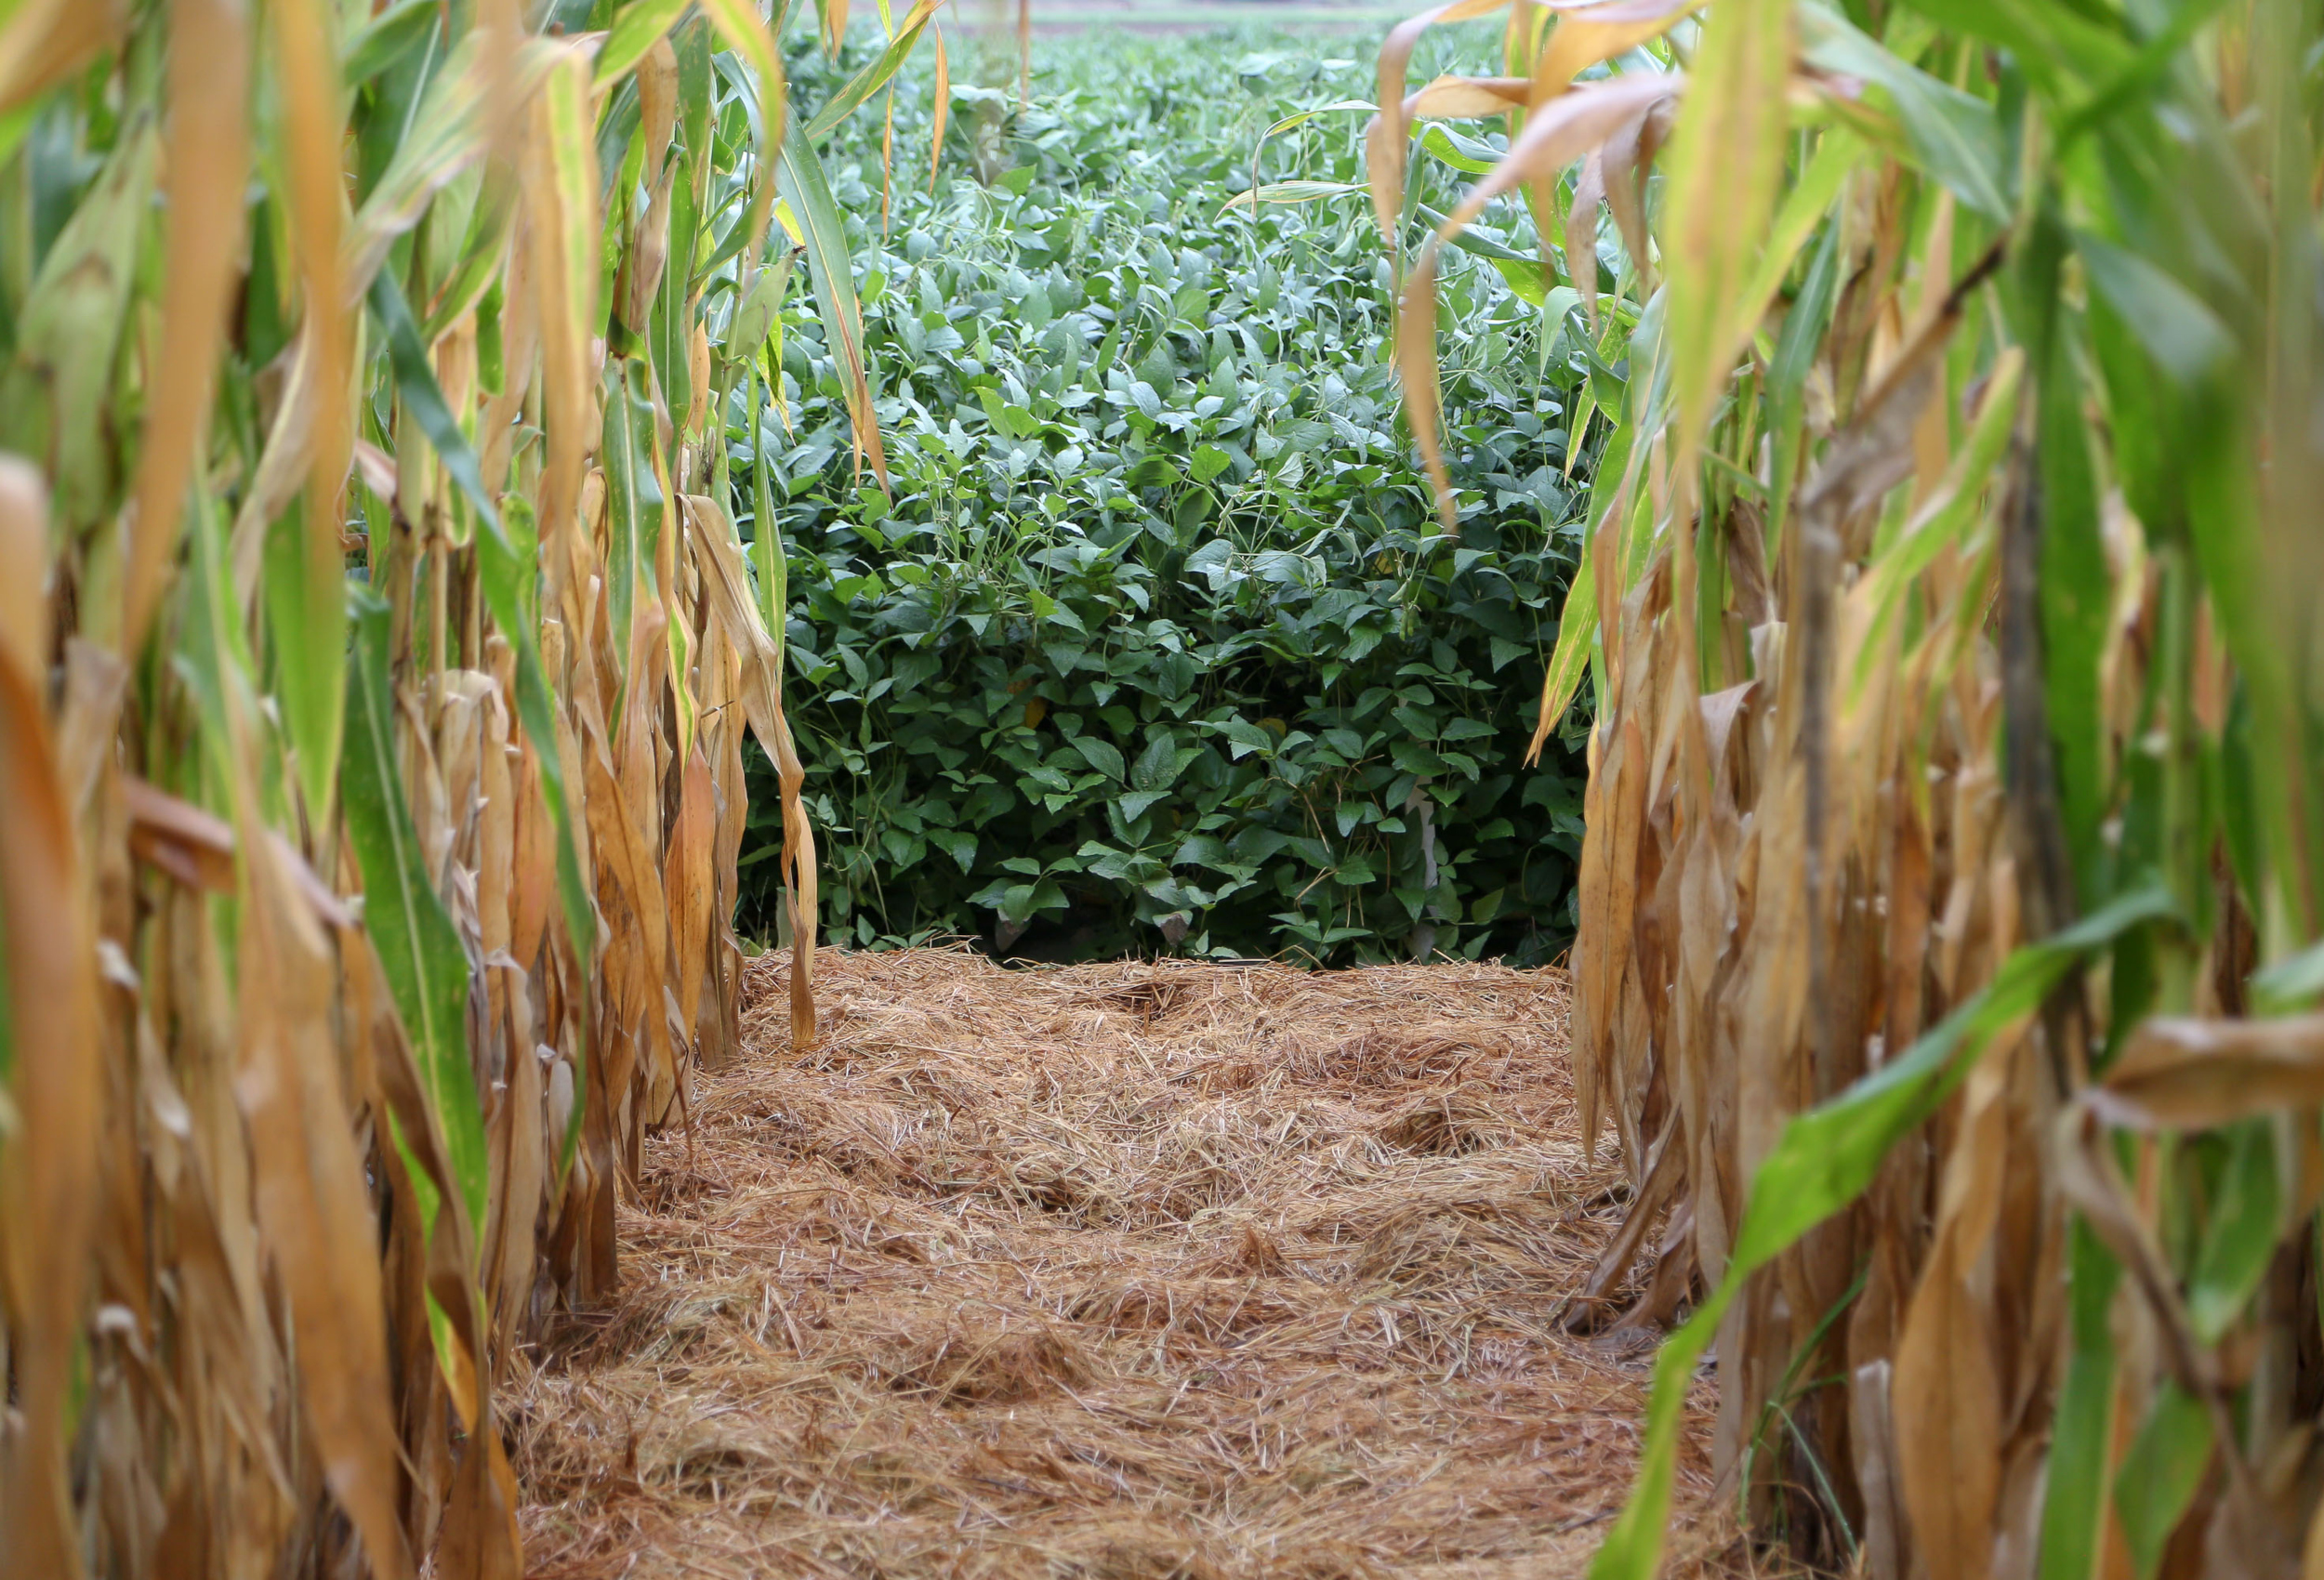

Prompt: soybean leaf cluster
[{"left": 734, "top": 23, "right": 1606, "bottom": 964}]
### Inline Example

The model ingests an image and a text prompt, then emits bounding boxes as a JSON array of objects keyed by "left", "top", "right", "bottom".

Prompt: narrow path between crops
[{"left": 510, "top": 950, "right": 1737, "bottom": 1578}]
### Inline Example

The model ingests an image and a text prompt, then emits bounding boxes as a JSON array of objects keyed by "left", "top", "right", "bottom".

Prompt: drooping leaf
[{"left": 774, "top": 111, "right": 891, "bottom": 489}]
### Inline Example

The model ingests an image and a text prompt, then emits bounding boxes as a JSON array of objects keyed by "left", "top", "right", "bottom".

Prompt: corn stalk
[
  {"left": 1382, "top": 0, "right": 2324, "bottom": 1573},
  {"left": 0, "top": 1, "right": 929, "bottom": 1573}
]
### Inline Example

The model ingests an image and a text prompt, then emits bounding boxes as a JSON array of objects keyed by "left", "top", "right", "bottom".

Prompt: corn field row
[
  {"left": 1383, "top": 0, "right": 2324, "bottom": 1573},
  {"left": 9, "top": 0, "right": 2324, "bottom": 1575},
  {"left": 0, "top": 0, "right": 890, "bottom": 1571}
]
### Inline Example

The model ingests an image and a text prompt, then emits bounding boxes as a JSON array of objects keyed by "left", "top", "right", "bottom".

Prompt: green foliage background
[{"left": 733, "top": 25, "right": 1604, "bottom": 964}]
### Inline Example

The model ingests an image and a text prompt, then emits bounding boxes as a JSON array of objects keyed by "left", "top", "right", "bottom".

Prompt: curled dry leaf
[{"left": 2093, "top": 1014, "right": 2324, "bottom": 1131}]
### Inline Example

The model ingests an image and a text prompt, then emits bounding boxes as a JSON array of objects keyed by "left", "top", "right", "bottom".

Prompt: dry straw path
[{"left": 510, "top": 950, "right": 1736, "bottom": 1577}]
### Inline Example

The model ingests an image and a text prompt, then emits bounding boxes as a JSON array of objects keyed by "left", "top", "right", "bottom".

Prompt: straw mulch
[{"left": 508, "top": 948, "right": 1747, "bottom": 1578}]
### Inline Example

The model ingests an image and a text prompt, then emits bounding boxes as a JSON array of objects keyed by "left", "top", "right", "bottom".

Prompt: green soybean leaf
[{"left": 1069, "top": 737, "right": 1127, "bottom": 782}]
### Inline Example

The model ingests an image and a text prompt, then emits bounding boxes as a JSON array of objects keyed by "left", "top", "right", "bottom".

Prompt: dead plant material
[{"left": 510, "top": 948, "right": 1746, "bottom": 1578}]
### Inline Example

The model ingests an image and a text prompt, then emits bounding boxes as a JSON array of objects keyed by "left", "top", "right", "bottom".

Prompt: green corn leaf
[
  {"left": 2075, "top": 232, "right": 2235, "bottom": 386},
  {"left": 1532, "top": 536, "right": 1597, "bottom": 744},
  {"left": 676, "top": 20, "right": 715, "bottom": 208},
  {"left": 342, "top": 588, "right": 491, "bottom": 1256},
  {"left": 2252, "top": 938, "right": 2324, "bottom": 1013},
  {"left": 1219, "top": 178, "right": 1364, "bottom": 216},
  {"left": 2112, "top": 1383, "right": 2214, "bottom": 1580},
  {"left": 2053, "top": 0, "right": 2239, "bottom": 148},
  {"left": 368, "top": 268, "right": 495, "bottom": 545},
  {"left": 1261, "top": 99, "right": 1377, "bottom": 139},
  {"left": 774, "top": 110, "right": 890, "bottom": 488},
  {"left": 1656, "top": 0, "right": 1793, "bottom": 468},
  {"left": 697, "top": 0, "right": 787, "bottom": 280},
  {"left": 2038, "top": 1219, "right": 2123, "bottom": 1580},
  {"left": 1411, "top": 204, "right": 1539, "bottom": 266},
  {"left": 0, "top": 118, "right": 155, "bottom": 533},
  {"left": 600, "top": 354, "right": 665, "bottom": 690},
  {"left": 343, "top": 0, "right": 441, "bottom": 88},
  {"left": 1763, "top": 222, "right": 1840, "bottom": 547},
  {"left": 2187, "top": 1119, "right": 2280, "bottom": 1343},
  {"left": 1735, "top": 126, "right": 1865, "bottom": 342},
  {"left": 259, "top": 506, "right": 348, "bottom": 827},
  {"left": 1591, "top": 882, "right": 2175, "bottom": 1580},
  {"left": 346, "top": 31, "right": 563, "bottom": 297},
  {"left": 803, "top": 0, "right": 945, "bottom": 142},
  {"left": 748, "top": 369, "right": 789, "bottom": 667},
  {"left": 652, "top": 165, "right": 701, "bottom": 437},
  {"left": 370, "top": 248, "right": 594, "bottom": 1186},
  {"left": 1882, "top": 0, "right": 2133, "bottom": 96},
  {"left": 1418, "top": 123, "right": 1498, "bottom": 175},
  {"left": 594, "top": 0, "right": 692, "bottom": 88},
  {"left": 2023, "top": 208, "right": 2113, "bottom": 907},
  {"left": 1800, "top": 4, "right": 2010, "bottom": 219},
  {"left": 421, "top": 171, "right": 518, "bottom": 342},
  {"left": 727, "top": 244, "right": 797, "bottom": 362}
]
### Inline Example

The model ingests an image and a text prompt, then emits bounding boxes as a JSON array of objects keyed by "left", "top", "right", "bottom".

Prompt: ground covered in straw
[{"left": 509, "top": 949, "right": 1736, "bottom": 1577}]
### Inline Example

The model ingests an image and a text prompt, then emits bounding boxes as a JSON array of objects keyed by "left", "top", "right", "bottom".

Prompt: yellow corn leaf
[
  {"left": 1368, "top": 0, "right": 1512, "bottom": 259},
  {"left": 122, "top": 0, "right": 247, "bottom": 658},
  {"left": 1532, "top": 0, "right": 1701, "bottom": 98},
  {"left": 929, "top": 20, "right": 950, "bottom": 191},
  {"left": 1410, "top": 72, "right": 1532, "bottom": 118},
  {"left": 1654, "top": 0, "right": 1791, "bottom": 482},
  {"left": 1403, "top": 72, "right": 1677, "bottom": 527},
  {"left": 698, "top": 0, "right": 787, "bottom": 285},
  {"left": 235, "top": 828, "right": 416, "bottom": 1580},
  {"left": 1435, "top": 71, "right": 1678, "bottom": 236},
  {"left": 2093, "top": 1015, "right": 2324, "bottom": 1131},
  {"left": 1396, "top": 243, "right": 1455, "bottom": 530},
  {"left": 0, "top": 0, "right": 127, "bottom": 126},
  {"left": 529, "top": 51, "right": 599, "bottom": 586},
  {"left": 0, "top": 457, "right": 99, "bottom": 1580},
  {"left": 687, "top": 494, "right": 819, "bottom": 1049}
]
